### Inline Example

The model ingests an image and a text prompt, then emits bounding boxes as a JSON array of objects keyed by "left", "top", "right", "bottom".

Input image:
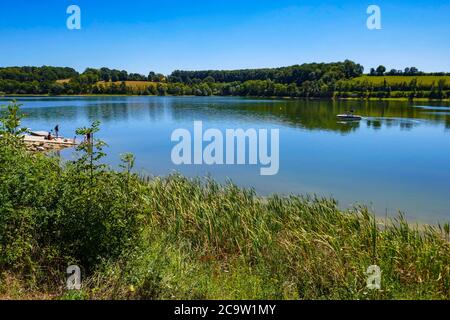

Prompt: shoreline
[
  {"left": 1, "top": 94, "right": 450, "bottom": 102},
  {"left": 22, "top": 135, "right": 78, "bottom": 152}
]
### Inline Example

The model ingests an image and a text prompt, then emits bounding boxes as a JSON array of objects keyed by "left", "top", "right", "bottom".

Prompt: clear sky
[{"left": 0, "top": 0, "right": 449, "bottom": 75}]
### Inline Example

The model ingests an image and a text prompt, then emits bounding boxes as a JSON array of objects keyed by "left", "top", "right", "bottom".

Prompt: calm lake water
[{"left": 3, "top": 96, "right": 450, "bottom": 223}]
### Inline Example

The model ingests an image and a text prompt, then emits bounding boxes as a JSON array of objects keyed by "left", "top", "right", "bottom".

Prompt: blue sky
[{"left": 0, "top": 0, "right": 449, "bottom": 74}]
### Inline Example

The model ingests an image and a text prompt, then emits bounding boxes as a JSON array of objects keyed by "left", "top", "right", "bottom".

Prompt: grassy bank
[{"left": 1, "top": 101, "right": 450, "bottom": 300}]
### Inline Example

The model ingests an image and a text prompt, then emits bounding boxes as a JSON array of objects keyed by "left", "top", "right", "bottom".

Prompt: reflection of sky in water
[
  {"left": 422, "top": 112, "right": 450, "bottom": 116},
  {"left": 2, "top": 96, "right": 450, "bottom": 224},
  {"left": 413, "top": 105, "right": 450, "bottom": 111}
]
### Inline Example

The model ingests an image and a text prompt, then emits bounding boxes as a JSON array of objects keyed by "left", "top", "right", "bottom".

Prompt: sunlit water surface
[{"left": 3, "top": 96, "right": 450, "bottom": 223}]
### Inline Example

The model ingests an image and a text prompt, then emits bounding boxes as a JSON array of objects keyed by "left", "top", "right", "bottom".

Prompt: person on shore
[{"left": 54, "top": 125, "right": 59, "bottom": 138}]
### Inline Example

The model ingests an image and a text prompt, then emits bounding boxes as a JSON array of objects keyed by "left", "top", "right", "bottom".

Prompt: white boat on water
[
  {"left": 336, "top": 114, "right": 362, "bottom": 121},
  {"left": 30, "top": 131, "right": 50, "bottom": 137}
]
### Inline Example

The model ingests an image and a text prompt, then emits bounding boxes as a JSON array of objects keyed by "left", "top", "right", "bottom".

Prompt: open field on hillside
[
  {"left": 96, "top": 80, "right": 154, "bottom": 89},
  {"left": 57, "top": 79, "right": 154, "bottom": 88},
  {"left": 351, "top": 75, "right": 450, "bottom": 86}
]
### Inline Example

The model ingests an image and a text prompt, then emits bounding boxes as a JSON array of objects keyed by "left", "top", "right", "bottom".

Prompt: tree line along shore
[{"left": 1, "top": 62, "right": 450, "bottom": 100}]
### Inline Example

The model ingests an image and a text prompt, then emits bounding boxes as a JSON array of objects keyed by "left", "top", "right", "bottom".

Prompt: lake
[{"left": 2, "top": 96, "right": 450, "bottom": 223}]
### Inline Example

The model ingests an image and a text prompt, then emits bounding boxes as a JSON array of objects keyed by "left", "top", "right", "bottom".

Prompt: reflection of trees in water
[
  {"left": 17, "top": 99, "right": 168, "bottom": 123},
  {"left": 200, "top": 99, "right": 450, "bottom": 133},
  {"left": 400, "top": 122, "right": 414, "bottom": 130},
  {"left": 366, "top": 120, "right": 382, "bottom": 130},
  {"left": 16, "top": 97, "right": 450, "bottom": 134},
  {"left": 366, "top": 118, "right": 418, "bottom": 131},
  {"left": 170, "top": 99, "right": 448, "bottom": 133}
]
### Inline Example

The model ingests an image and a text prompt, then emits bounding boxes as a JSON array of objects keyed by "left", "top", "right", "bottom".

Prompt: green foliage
[
  {"left": 1, "top": 62, "right": 449, "bottom": 100},
  {"left": 171, "top": 60, "right": 364, "bottom": 84},
  {"left": 0, "top": 100, "right": 28, "bottom": 136},
  {"left": 74, "top": 120, "right": 107, "bottom": 179},
  {"left": 0, "top": 66, "right": 78, "bottom": 82},
  {"left": 0, "top": 102, "right": 145, "bottom": 277}
]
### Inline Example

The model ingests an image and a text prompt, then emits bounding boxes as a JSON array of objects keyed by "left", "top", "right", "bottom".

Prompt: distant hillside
[
  {"left": 169, "top": 60, "right": 364, "bottom": 84},
  {"left": 1, "top": 63, "right": 450, "bottom": 100},
  {"left": 0, "top": 66, "right": 78, "bottom": 82}
]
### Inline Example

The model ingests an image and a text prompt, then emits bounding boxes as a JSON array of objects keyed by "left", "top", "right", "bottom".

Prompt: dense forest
[{"left": 1, "top": 62, "right": 450, "bottom": 99}]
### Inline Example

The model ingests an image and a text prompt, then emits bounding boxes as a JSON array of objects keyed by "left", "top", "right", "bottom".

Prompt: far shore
[{"left": 1, "top": 94, "right": 450, "bottom": 102}]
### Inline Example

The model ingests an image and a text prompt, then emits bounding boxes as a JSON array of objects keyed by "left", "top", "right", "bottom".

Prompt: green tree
[
  {"left": 376, "top": 65, "right": 386, "bottom": 76},
  {"left": 0, "top": 100, "right": 28, "bottom": 137}
]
